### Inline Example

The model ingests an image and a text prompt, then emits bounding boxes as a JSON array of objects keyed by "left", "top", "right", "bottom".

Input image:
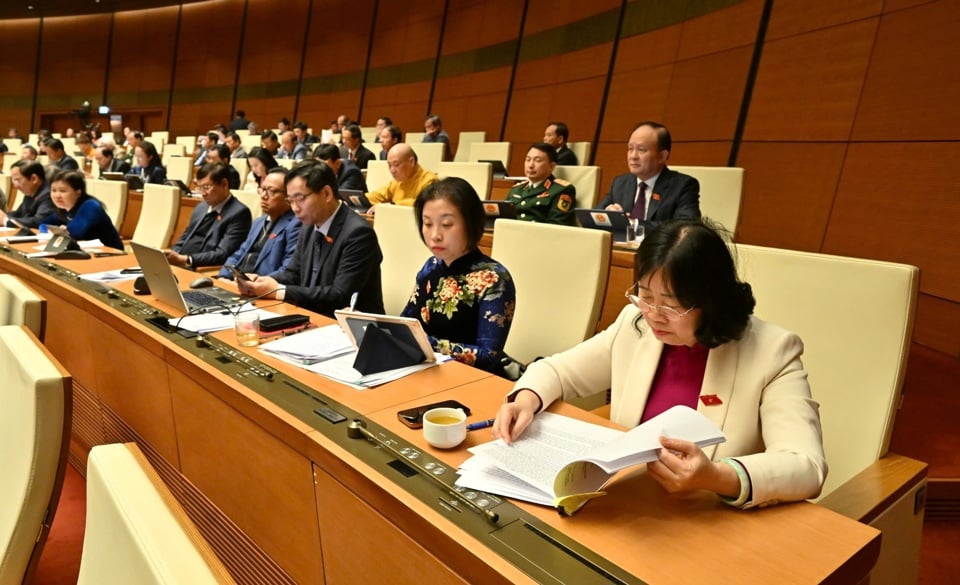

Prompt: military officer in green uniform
[{"left": 505, "top": 142, "right": 576, "bottom": 225}]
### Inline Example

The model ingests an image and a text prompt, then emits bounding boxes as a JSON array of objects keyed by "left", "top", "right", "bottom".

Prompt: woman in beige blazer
[{"left": 494, "top": 220, "right": 827, "bottom": 509}]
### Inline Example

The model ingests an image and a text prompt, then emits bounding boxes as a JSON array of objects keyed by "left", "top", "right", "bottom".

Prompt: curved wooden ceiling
[{"left": 0, "top": 0, "right": 208, "bottom": 20}]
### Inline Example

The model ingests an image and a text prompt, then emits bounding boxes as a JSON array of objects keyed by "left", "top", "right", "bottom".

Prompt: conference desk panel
[{"left": 0, "top": 246, "right": 880, "bottom": 584}]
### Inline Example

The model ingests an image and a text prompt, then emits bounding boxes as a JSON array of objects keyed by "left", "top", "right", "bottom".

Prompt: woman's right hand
[{"left": 492, "top": 389, "right": 541, "bottom": 445}]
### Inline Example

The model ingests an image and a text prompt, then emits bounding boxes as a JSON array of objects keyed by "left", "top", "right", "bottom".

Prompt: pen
[
  {"left": 466, "top": 418, "right": 495, "bottom": 431},
  {"left": 349, "top": 291, "right": 358, "bottom": 311}
]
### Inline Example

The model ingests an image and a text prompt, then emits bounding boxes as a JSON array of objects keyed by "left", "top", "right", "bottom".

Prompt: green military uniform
[{"left": 505, "top": 175, "right": 576, "bottom": 226}]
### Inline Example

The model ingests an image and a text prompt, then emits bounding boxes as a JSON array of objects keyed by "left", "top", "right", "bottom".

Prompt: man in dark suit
[
  {"left": 313, "top": 143, "right": 366, "bottom": 192},
  {"left": 595, "top": 121, "right": 700, "bottom": 230},
  {"left": 1, "top": 160, "right": 54, "bottom": 229},
  {"left": 339, "top": 124, "right": 376, "bottom": 170},
  {"left": 238, "top": 160, "right": 384, "bottom": 317},
  {"left": 205, "top": 144, "right": 241, "bottom": 189},
  {"left": 544, "top": 122, "right": 578, "bottom": 165},
  {"left": 218, "top": 167, "right": 301, "bottom": 280},
  {"left": 94, "top": 146, "right": 131, "bottom": 177},
  {"left": 164, "top": 162, "right": 252, "bottom": 269},
  {"left": 44, "top": 138, "right": 80, "bottom": 171}
]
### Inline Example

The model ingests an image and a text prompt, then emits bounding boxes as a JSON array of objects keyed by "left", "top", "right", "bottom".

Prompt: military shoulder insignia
[
  {"left": 553, "top": 178, "right": 572, "bottom": 186},
  {"left": 543, "top": 179, "right": 551, "bottom": 189}
]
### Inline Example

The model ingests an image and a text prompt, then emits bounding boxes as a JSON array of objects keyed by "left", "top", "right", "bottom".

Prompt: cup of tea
[
  {"left": 422, "top": 407, "right": 467, "bottom": 449},
  {"left": 234, "top": 311, "right": 260, "bottom": 347}
]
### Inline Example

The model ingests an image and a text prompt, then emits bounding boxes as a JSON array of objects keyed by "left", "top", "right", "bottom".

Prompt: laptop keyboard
[{"left": 182, "top": 290, "right": 224, "bottom": 307}]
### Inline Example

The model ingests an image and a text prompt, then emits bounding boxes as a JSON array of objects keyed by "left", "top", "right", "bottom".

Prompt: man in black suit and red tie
[{"left": 595, "top": 121, "right": 700, "bottom": 231}]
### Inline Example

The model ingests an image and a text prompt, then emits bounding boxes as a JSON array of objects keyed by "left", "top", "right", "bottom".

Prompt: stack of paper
[
  {"left": 455, "top": 406, "right": 725, "bottom": 515},
  {"left": 169, "top": 307, "right": 282, "bottom": 334},
  {"left": 259, "top": 324, "right": 354, "bottom": 364},
  {"left": 304, "top": 351, "right": 445, "bottom": 389}
]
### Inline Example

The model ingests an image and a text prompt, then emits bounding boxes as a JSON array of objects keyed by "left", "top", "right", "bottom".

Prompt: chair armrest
[{"left": 817, "top": 453, "right": 927, "bottom": 523}]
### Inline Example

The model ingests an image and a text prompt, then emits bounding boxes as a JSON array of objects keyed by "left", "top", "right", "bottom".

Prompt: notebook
[
  {"left": 575, "top": 209, "right": 631, "bottom": 243},
  {"left": 130, "top": 241, "right": 247, "bottom": 314},
  {"left": 482, "top": 200, "right": 517, "bottom": 230},
  {"left": 340, "top": 188, "right": 372, "bottom": 212}
]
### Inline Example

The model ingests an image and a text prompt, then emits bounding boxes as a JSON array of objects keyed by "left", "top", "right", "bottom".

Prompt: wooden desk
[{"left": 0, "top": 246, "right": 881, "bottom": 584}]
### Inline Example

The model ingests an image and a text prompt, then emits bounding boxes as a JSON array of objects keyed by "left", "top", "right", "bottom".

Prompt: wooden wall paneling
[
  {"left": 430, "top": 71, "right": 514, "bottom": 148},
  {"left": 34, "top": 13, "right": 112, "bottom": 132},
  {"left": 169, "top": 366, "right": 324, "bottom": 585},
  {"left": 911, "top": 294, "right": 960, "bottom": 357},
  {"left": 521, "top": 0, "right": 622, "bottom": 35},
  {"left": 823, "top": 142, "right": 960, "bottom": 301},
  {"left": 295, "top": 0, "right": 375, "bottom": 128},
  {"left": 106, "top": 6, "right": 180, "bottom": 123},
  {"left": 742, "top": 18, "right": 879, "bottom": 141},
  {"left": 169, "top": 0, "right": 246, "bottom": 137},
  {"left": 668, "top": 141, "right": 734, "bottom": 167},
  {"left": 734, "top": 141, "right": 847, "bottom": 251},
  {"left": 0, "top": 19, "right": 41, "bottom": 133},
  {"left": 851, "top": 1, "right": 960, "bottom": 141},
  {"left": 765, "top": 0, "right": 883, "bottom": 40},
  {"left": 675, "top": 0, "right": 763, "bottom": 60}
]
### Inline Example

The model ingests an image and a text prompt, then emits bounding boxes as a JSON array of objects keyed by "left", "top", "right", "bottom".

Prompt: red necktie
[{"left": 631, "top": 180, "right": 647, "bottom": 220}]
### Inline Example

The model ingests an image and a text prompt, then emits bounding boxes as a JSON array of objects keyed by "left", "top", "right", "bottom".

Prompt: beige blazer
[{"left": 513, "top": 306, "right": 827, "bottom": 508}]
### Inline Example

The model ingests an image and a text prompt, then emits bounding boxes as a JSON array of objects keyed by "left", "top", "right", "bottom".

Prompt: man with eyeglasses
[
  {"left": 218, "top": 167, "right": 300, "bottom": 280},
  {"left": 596, "top": 121, "right": 700, "bottom": 231},
  {"left": 237, "top": 160, "right": 384, "bottom": 316},
  {"left": 164, "top": 162, "right": 252, "bottom": 269},
  {"left": 1, "top": 160, "right": 54, "bottom": 229}
]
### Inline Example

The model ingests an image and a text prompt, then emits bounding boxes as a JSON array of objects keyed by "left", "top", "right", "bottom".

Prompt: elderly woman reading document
[{"left": 493, "top": 219, "right": 826, "bottom": 508}]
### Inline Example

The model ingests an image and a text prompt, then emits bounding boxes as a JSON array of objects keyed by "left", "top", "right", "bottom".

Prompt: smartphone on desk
[
  {"left": 397, "top": 400, "right": 471, "bottom": 429},
  {"left": 226, "top": 264, "right": 252, "bottom": 282}
]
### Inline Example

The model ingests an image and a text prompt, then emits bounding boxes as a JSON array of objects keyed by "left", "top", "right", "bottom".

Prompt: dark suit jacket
[
  {"left": 131, "top": 164, "right": 167, "bottom": 184},
  {"left": 6, "top": 183, "right": 55, "bottom": 229},
  {"left": 274, "top": 204, "right": 384, "bottom": 317},
  {"left": 341, "top": 145, "right": 376, "bottom": 170},
  {"left": 55, "top": 154, "right": 80, "bottom": 171},
  {"left": 556, "top": 145, "right": 578, "bottom": 166},
  {"left": 337, "top": 160, "right": 366, "bottom": 192},
  {"left": 217, "top": 210, "right": 301, "bottom": 279},
  {"left": 172, "top": 195, "right": 252, "bottom": 268},
  {"left": 596, "top": 167, "right": 701, "bottom": 229}
]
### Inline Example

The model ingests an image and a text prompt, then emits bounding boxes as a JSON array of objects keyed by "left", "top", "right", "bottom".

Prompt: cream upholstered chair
[
  {"left": 2, "top": 138, "right": 21, "bottom": 152},
  {"left": 365, "top": 159, "right": 392, "bottom": 193},
  {"left": 59, "top": 137, "right": 77, "bottom": 155},
  {"left": 162, "top": 143, "right": 187, "bottom": 159},
  {"left": 552, "top": 165, "right": 601, "bottom": 209},
  {"left": 437, "top": 161, "right": 493, "bottom": 200},
  {"left": 131, "top": 183, "right": 180, "bottom": 249},
  {"left": 27, "top": 133, "right": 39, "bottom": 146},
  {"left": 734, "top": 243, "right": 924, "bottom": 585},
  {"left": 491, "top": 220, "right": 611, "bottom": 364},
  {"left": 409, "top": 142, "right": 445, "bottom": 173},
  {"left": 175, "top": 135, "right": 198, "bottom": 150},
  {"left": 373, "top": 204, "right": 429, "bottom": 315},
  {"left": 454, "top": 131, "right": 486, "bottom": 162},
  {"left": 148, "top": 131, "right": 169, "bottom": 150},
  {"left": 231, "top": 189, "right": 263, "bottom": 220},
  {"left": 87, "top": 178, "right": 129, "bottom": 230},
  {"left": 230, "top": 158, "right": 250, "bottom": 189},
  {"left": 360, "top": 126, "right": 379, "bottom": 145},
  {"left": 0, "top": 325, "right": 71, "bottom": 585},
  {"left": 671, "top": 165, "right": 744, "bottom": 237},
  {"left": 165, "top": 155, "right": 194, "bottom": 187},
  {"left": 1, "top": 174, "right": 12, "bottom": 208},
  {"left": 468, "top": 142, "right": 512, "bottom": 170},
  {"left": 275, "top": 158, "right": 295, "bottom": 170},
  {"left": 234, "top": 129, "right": 249, "bottom": 137},
  {"left": 0, "top": 274, "right": 45, "bottom": 340},
  {"left": 240, "top": 133, "right": 261, "bottom": 150},
  {"left": 77, "top": 443, "right": 236, "bottom": 585},
  {"left": 405, "top": 131, "right": 425, "bottom": 144},
  {"left": 3, "top": 154, "right": 16, "bottom": 175},
  {"left": 567, "top": 141, "right": 591, "bottom": 165}
]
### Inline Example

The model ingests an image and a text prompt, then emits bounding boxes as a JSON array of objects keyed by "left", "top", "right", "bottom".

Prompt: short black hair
[
  {"left": 100, "top": 146, "right": 115, "bottom": 159},
  {"left": 22, "top": 144, "right": 38, "bottom": 157},
  {"left": 343, "top": 124, "right": 362, "bottom": 140},
  {"left": 636, "top": 219, "right": 755, "bottom": 348},
  {"left": 631, "top": 121, "right": 671, "bottom": 152},
  {"left": 528, "top": 142, "right": 558, "bottom": 163},
  {"left": 293, "top": 121, "right": 309, "bottom": 131},
  {"left": 261, "top": 130, "right": 278, "bottom": 142},
  {"left": 425, "top": 114, "right": 442, "bottom": 127},
  {"left": 548, "top": 121, "right": 569, "bottom": 141},
  {"left": 210, "top": 143, "right": 231, "bottom": 161},
  {"left": 225, "top": 131, "right": 240, "bottom": 143},
  {"left": 382, "top": 125, "right": 402, "bottom": 142},
  {"left": 206, "top": 131, "right": 219, "bottom": 142},
  {"left": 235, "top": 109, "right": 246, "bottom": 118},
  {"left": 247, "top": 147, "right": 278, "bottom": 174},
  {"left": 44, "top": 138, "right": 64, "bottom": 152},
  {"left": 313, "top": 143, "right": 341, "bottom": 161},
  {"left": 12, "top": 159, "right": 46, "bottom": 182},
  {"left": 278, "top": 117, "right": 290, "bottom": 126},
  {"left": 378, "top": 116, "right": 393, "bottom": 125},
  {"left": 285, "top": 159, "right": 339, "bottom": 198},
  {"left": 197, "top": 161, "right": 232, "bottom": 184},
  {"left": 414, "top": 177, "right": 486, "bottom": 250}
]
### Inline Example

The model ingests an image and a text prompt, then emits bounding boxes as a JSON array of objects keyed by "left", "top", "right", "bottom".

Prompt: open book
[{"left": 455, "top": 405, "right": 725, "bottom": 516}]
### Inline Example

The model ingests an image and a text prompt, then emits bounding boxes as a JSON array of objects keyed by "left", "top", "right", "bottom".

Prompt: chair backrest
[
  {"left": 671, "top": 165, "right": 744, "bottom": 237},
  {"left": 567, "top": 141, "right": 591, "bottom": 165},
  {"left": 733, "top": 243, "right": 918, "bottom": 499},
  {"left": 175, "top": 135, "right": 198, "bottom": 150},
  {"left": 77, "top": 443, "right": 235, "bottom": 585},
  {"left": 0, "top": 325, "right": 70, "bottom": 585},
  {"left": 234, "top": 129, "right": 249, "bottom": 137},
  {"left": 454, "top": 131, "right": 487, "bottom": 162},
  {"left": 2, "top": 138, "right": 22, "bottom": 152},
  {"left": 360, "top": 127, "right": 379, "bottom": 145},
  {"left": 165, "top": 155, "right": 193, "bottom": 186},
  {"left": 131, "top": 183, "right": 180, "bottom": 249},
  {"left": 408, "top": 142, "right": 445, "bottom": 173},
  {"left": 3, "top": 154, "right": 16, "bottom": 175},
  {"left": 1, "top": 174, "right": 11, "bottom": 208},
  {"left": 405, "top": 131, "right": 425, "bottom": 144},
  {"left": 364, "top": 159, "right": 392, "bottom": 193},
  {"left": 87, "top": 179, "right": 129, "bottom": 231},
  {"left": 372, "top": 205, "right": 429, "bottom": 315},
  {"left": 229, "top": 158, "right": 250, "bottom": 189},
  {"left": 275, "top": 158, "right": 295, "bottom": 170},
  {"left": 0, "top": 274, "right": 46, "bottom": 340},
  {"left": 59, "top": 137, "right": 77, "bottom": 155},
  {"left": 552, "top": 165, "right": 601, "bottom": 209},
  {"left": 28, "top": 133, "right": 38, "bottom": 146},
  {"left": 468, "top": 142, "right": 512, "bottom": 170},
  {"left": 231, "top": 189, "right": 263, "bottom": 220},
  {"left": 240, "top": 133, "right": 261, "bottom": 150},
  {"left": 491, "top": 220, "right": 611, "bottom": 364},
  {"left": 148, "top": 131, "right": 169, "bottom": 150},
  {"left": 437, "top": 161, "right": 493, "bottom": 200},
  {"left": 162, "top": 143, "right": 187, "bottom": 159}
]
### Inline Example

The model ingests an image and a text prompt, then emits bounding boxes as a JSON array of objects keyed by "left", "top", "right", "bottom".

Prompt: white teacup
[{"left": 422, "top": 407, "right": 467, "bottom": 449}]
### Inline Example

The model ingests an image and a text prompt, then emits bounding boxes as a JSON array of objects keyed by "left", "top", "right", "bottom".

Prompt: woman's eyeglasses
[{"left": 624, "top": 285, "right": 695, "bottom": 321}]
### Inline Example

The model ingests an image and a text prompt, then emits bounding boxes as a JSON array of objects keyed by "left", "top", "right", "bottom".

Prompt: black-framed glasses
[
  {"left": 259, "top": 186, "right": 286, "bottom": 198},
  {"left": 285, "top": 191, "right": 315, "bottom": 204}
]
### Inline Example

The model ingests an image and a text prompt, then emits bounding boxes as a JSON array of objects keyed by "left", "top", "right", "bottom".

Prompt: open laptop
[
  {"left": 102, "top": 172, "right": 125, "bottom": 181},
  {"left": 130, "top": 241, "right": 247, "bottom": 314},
  {"left": 478, "top": 159, "right": 509, "bottom": 179},
  {"left": 123, "top": 174, "right": 145, "bottom": 190},
  {"left": 575, "top": 208, "right": 631, "bottom": 243},
  {"left": 482, "top": 200, "right": 517, "bottom": 230},
  {"left": 340, "top": 188, "right": 372, "bottom": 212}
]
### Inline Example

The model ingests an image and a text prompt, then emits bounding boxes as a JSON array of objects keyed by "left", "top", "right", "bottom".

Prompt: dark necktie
[
  {"left": 239, "top": 220, "right": 270, "bottom": 273},
  {"left": 631, "top": 180, "right": 647, "bottom": 220},
  {"left": 181, "top": 212, "right": 217, "bottom": 255},
  {"left": 309, "top": 231, "right": 325, "bottom": 285}
]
